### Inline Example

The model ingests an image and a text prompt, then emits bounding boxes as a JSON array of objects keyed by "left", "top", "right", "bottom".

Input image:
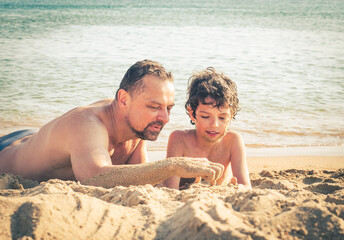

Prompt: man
[{"left": 0, "top": 60, "right": 223, "bottom": 188}]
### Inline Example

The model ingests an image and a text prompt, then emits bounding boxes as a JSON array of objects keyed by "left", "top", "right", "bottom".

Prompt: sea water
[{"left": 0, "top": 0, "right": 343, "bottom": 151}]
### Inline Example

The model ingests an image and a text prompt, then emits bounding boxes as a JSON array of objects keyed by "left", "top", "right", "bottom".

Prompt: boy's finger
[
  {"left": 230, "top": 177, "right": 238, "bottom": 185},
  {"left": 195, "top": 177, "right": 201, "bottom": 183}
]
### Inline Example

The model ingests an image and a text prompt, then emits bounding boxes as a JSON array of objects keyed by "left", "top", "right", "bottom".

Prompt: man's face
[
  {"left": 189, "top": 97, "right": 231, "bottom": 143},
  {"left": 126, "top": 75, "right": 175, "bottom": 141}
]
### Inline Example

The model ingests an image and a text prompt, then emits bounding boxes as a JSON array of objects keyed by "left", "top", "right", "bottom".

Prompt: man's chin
[
  {"left": 138, "top": 130, "right": 161, "bottom": 141},
  {"left": 145, "top": 132, "right": 160, "bottom": 141}
]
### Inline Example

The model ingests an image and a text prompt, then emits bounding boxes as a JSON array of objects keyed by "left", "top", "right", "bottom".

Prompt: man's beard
[{"left": 126, "top": 117, "right": 164, "bottom": 141}]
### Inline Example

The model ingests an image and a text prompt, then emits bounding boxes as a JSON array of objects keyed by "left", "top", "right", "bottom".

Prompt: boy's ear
[
  {"left": 187, "top": 107, "right": 196, "bottom": 122},
  {"left": 117, "top": 89, "right": 131, "bottom": 108}
]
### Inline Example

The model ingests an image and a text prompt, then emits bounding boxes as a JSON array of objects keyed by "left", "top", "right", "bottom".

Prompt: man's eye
[{"left": 149, "top": 106, "right": 159, "bottom": 110}]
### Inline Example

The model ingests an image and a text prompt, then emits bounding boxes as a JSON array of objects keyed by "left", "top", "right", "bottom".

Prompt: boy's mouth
[{"left": 206, "top": 130, "right": 219, "bottom": 136}]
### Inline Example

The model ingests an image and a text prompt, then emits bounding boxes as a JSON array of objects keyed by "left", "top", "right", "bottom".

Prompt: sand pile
[{"left": 0, "top": 169, "right": 343, "bottom": 239}]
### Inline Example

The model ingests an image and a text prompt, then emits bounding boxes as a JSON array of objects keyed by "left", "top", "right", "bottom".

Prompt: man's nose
[{"left": 157, "top": 109, "right": 170, "bottom": 124}]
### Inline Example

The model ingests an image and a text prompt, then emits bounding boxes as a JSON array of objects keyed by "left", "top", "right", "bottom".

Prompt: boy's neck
[{"left": 194, "top": 131, "right": 223, "bottom": 153}]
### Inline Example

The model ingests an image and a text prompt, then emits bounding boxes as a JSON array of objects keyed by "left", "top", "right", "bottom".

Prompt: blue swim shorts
[{"left": 0, "top": 129, "right": 38, "bottom": 151}]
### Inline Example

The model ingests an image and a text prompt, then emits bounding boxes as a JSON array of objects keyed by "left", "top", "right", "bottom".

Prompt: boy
[{"left": 164, "top": 67, "right": 251, "bottom": 189}]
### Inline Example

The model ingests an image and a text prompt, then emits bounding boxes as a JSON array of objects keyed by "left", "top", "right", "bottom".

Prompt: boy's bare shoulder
[
  {"left": 225, "top": 130, "right": 242, "bottom": 137},
  {"left": 169, "top": 129, "right": 195, "bottom": 139},
  {"left": 224, "top": 130, "right": 244, "bottom": 143},
  {"left": 168, "top": 130, "right": 196, "bottom": 151}
]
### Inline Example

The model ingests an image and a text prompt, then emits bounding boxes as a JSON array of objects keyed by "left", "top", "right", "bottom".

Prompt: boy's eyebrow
[
  {"left": 199, "top": 110, "right": 229, "bottom": 115},
  {"left": 219, "top": 112, "right": 230, "bottom": 115}
]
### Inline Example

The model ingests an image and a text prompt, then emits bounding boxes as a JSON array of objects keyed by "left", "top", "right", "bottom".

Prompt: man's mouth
[
  {"left": 148, "top": 121, "right": 164, "bottom": 132},
  {"left": 150, "top": 125, "right": 162, "bottom": 131}
]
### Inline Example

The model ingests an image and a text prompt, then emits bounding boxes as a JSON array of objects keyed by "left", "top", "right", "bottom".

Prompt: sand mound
[{"left": 1, "top": 169, "right": 343, "bottom": 239}]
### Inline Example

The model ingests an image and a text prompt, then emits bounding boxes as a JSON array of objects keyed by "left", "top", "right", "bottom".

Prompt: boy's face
[{"left": 189, "top": 96, "right": 231, "bottom": 143}]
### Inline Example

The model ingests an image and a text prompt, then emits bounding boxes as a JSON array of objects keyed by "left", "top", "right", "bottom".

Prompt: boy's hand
[{"left": 167, "top": 157, "right": 224, "bottom": 185}]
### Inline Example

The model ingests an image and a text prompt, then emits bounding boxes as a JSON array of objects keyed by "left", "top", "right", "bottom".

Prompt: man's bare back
[
  {"left": 0, "top": 60, "right": 224, "bottom": 188},
  {"left": 0, "top": 99, "right": 130, "bottom": 181}
]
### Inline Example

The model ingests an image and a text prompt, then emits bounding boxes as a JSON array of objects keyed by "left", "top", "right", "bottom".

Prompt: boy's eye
[{"left": 200, "top": 116, "right": 209, "bottom": 119}]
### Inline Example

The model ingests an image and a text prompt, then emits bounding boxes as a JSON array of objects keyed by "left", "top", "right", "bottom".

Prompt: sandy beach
[
  {"left": 1, "top": 0, "right": 343, "bottom": 239},
  {"left": 0, "top": 147, "right": 343, "bottom": 239}
]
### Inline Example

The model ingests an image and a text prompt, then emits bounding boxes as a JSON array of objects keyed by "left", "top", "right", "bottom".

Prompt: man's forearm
[
  {"left": 80, "top": 157, "right": 224, "bottom": 188},
  {"left": 80, "top": 159, "right": 175, "bottom": 188}
]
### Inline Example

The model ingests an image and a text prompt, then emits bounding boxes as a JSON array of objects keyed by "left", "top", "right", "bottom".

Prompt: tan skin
[
  {"left": 0, "top": 75, "right": 224, "bottom": 187},
  {"left": 164, "top": 97, "right": 251, "bottom": 189}
]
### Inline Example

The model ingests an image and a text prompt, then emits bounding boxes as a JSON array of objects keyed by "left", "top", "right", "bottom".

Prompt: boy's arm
[
  {"left": 229, "top": 132, "right": 251, "bottom": 187},
  {"left": 163, "top": 131, "right": 184, "bottom": 189}
]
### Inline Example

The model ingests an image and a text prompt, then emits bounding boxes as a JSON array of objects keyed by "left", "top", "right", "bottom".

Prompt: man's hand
[{"left": 167, "top": 157, "right": 224, "bottom": 186}]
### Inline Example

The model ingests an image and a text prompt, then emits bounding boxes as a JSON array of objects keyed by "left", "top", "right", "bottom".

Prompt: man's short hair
[
  {"left": 185, "top": 67, "right": 239, "bottom": 124},
  {"left": 116, "top": 59, "right": 173, "bottom": 99}
]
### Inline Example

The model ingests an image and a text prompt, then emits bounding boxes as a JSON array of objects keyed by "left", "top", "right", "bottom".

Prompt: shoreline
[{"left": 148, "top": 146, "right": 344, "bottom": 173}]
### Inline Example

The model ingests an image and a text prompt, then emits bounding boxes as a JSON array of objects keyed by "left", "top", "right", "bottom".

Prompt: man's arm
[
  {"left": 81, "top": 157, "right": 224, "bottom": 188},
  {"left": 69, "top": 124, "right": 223, "bottom": 188}
]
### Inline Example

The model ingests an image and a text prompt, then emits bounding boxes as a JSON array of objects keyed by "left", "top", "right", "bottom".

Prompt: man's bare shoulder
[
  {"left": 41, "top": 101, "right": 112, "bottom": 149},
  {"left": 89, "top": 98, "right": 114, "bottom": 107},
  {"left": 58, "top": 99, "right": 113, "bottom": 123}
]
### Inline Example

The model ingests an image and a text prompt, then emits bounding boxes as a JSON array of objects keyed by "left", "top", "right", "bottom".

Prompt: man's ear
[{"left": 117, "top": 89, "right": 131, "bottom": 108}]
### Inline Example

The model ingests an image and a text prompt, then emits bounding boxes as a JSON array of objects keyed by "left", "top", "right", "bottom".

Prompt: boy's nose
[{"left": 211, "top": 118, "right": 219, "bottom": 127}]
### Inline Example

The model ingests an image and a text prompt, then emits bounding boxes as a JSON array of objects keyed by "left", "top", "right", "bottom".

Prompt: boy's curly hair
[{"left": 185, "top": 67, "right": 239, "bottom": 124}]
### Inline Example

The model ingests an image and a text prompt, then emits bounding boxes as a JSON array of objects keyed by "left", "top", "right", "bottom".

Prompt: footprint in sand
[
  {"left": 302, "top": 176, "right": 323, "bottom": 185},
  {"left": 305, "top": 183, "right": 343, "bottom": 194}
]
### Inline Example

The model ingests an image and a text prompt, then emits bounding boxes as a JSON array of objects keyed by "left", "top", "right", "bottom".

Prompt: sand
[{"left": 1, "top": 153, "right": 344, "bottom": 239}]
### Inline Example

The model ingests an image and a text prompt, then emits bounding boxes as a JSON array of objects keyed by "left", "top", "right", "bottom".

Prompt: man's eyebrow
[
  {"left": 148, "top": 100, "right": 162, "bottom": 105},
  {"left": 149, "top": 100, "right": 175, "bottom": 107}
]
